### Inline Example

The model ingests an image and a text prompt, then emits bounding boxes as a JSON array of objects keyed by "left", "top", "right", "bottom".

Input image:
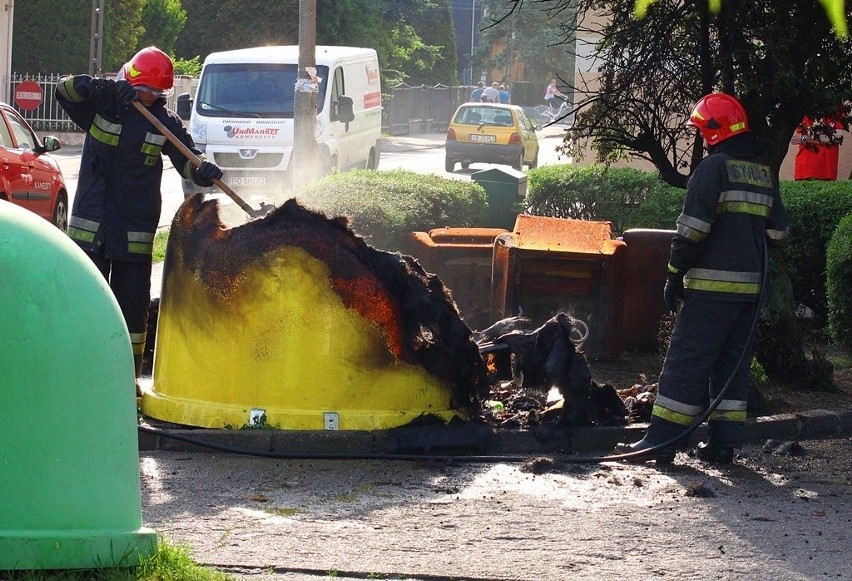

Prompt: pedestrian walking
[
  {"left": 499, "top": 84, "right": 510, "bottom": 104},
  {"left": 482, "top": 82, "right": 500, "bottom": 103},
  {"left": 470, "top": 81, "right": 485, "bottom": 102}
]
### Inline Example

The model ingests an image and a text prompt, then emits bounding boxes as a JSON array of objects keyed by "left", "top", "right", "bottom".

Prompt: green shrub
[
  {"left": 826, "top": 213, "right": 852, "bottom": 349},
  {"left": 779, "top": 181, "right": 852, "bottom": 323},
  {"left": 524, "top": 164, "right": 684, "bottom": 235},
  {"left": 296, "top": 169, "right": 487, "bottom": 251}
]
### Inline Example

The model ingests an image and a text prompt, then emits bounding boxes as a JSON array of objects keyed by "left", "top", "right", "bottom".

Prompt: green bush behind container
[
  {"left": 826, "top": 213, "right": 852, "bottom": 349},
  {"left": 296, "top": 169, "right": 487, "bottom": 251},
  {"left": 778, "top": 181, "right": 852, "bottom": 324},
  {"left": 524, "top": 164, "right": 684, "bottom": 235}
]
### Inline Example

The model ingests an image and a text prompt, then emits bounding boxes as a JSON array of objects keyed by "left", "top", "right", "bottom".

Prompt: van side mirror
[
  {"left": 335, "top": 95, "right": 355, "bottom": 123},
  {"left": 176, "top": 92, "right": 193, "bottom": 120}
]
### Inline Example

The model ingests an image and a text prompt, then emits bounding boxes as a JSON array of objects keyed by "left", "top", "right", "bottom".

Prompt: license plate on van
[
  {"left": 229, "top": 176, "right": 266, "bottom": 186},
  {"left": 469, "top": 134, "right": 496, "bottom": 143}
]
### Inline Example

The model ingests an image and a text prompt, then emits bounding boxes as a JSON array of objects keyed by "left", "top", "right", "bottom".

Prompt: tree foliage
[
  {"left": 138, "top": 0, "right": 187, "bottom": 53},
  {"left": 12, "top": 0, "right": 458, "bottom": 93},
  {"left": 102, "top": 0, "right": 146, "bottom": 71},
  {"left": 475, "top": 0, "right": 575, "bottom": 86},
  {"left": 13, "top": 0, "right": 151, "bottom": 74},
  {"left": 501, "top": 0, "right": 852, "bottom": 187},
  {"left": 174, "top": 0, "right": 457, "bottom": 93}
]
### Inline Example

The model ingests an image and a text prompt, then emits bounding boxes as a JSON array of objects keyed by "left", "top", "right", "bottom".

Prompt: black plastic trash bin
[{"left": 472, "top": 167, "right": 527, "bottom": 230}]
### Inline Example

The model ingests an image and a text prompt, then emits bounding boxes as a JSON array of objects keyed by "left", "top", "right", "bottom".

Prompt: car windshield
[
  {"left": 456, "top": 107, "right": 514, "bottom": 127},
  {"left": 195, "top": 63, "right": 329, "bottom": 118}
]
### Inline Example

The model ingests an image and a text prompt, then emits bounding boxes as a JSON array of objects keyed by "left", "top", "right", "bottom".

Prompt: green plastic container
[
  {"left": 471, "top": 167, "right": 527, "bottom": 230},
  {"left": 0, "top": 202, "right": 157, "bottom": 570}
]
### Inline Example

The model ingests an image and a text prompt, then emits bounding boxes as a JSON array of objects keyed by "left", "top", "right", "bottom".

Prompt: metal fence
[
  {"left": 384, "top": 84, "right": 474, "bottom": 135},
  {"left": 8, "top": 72, "right": 195, "bottom": 132},
  {"left": 8, "top": 74, "right": 479, "bottom": 137},
  {"left": 10, "top": 73, "right": 78, "bottom": 132}
]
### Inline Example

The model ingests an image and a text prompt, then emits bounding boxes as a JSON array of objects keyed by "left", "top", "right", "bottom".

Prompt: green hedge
[
  {"left": 827, "top": 213, "right": 852, "bottom": 349},
  {"left": 524, "top": 164, "right": 684, "bottom": 235},
  {"left": 778, "top": 181, "right": 852, "bottom": 324},
  {"left": 296, "top": 169, "right": 487, "bottom": 251}
]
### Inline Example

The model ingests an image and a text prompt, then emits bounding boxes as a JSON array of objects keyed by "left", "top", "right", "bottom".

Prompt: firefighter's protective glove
[
  {"left": 114, "top": 80, "right": 137, "bottom": 105},
  {"left": 87, "top": 79, "right": 116, "bottom": 106},
  {"left": 192, "top": 160, "right": 224, "bottom": 187},
  {"left": 663, "top": 274, "right": 685, "bottom": 313}
]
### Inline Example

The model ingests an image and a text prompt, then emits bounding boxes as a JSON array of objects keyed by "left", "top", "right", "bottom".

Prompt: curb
[{"left": 138, "top": 407, "right": 852, "bottom": 458}]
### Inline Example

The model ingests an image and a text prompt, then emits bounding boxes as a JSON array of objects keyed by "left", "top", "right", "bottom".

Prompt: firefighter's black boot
[
  {"left": 694, "top": 441, "right": 735, "bottom": 464},
  {"left": 613, "top": 437, "right": 677, "bottom": 464}
]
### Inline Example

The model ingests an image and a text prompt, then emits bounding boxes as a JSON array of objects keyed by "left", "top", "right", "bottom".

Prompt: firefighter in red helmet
[
  {"left": 56, "top": 47, "right": 223, "bottom": 397},
  {"left": 615, "top": 92, "right": 790, "bottom": 464}
]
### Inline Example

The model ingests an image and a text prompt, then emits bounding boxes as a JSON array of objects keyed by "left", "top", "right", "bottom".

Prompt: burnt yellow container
[{"left": 142, "top": 199, "right": 478, "bottom": 431}]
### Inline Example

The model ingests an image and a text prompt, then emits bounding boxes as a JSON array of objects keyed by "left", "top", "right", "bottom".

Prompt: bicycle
[{"left": 532, "top": 97, "right": 570, "bottom": 125}]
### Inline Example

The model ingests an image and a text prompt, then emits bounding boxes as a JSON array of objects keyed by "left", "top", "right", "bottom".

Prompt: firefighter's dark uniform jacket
[
  {"left": 56, "top": 75, "right": 206, "bottom": 260},
  {"left": 55, "top": 74, "right": 209, "bottom": 359},
  {"left": 649, "top": 133, "right": 790, "bottom": 449}
]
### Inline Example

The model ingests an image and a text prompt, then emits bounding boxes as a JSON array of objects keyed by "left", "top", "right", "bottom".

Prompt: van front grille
[{"left": 214, "top": 152, "right": 284, "bottom": 169}]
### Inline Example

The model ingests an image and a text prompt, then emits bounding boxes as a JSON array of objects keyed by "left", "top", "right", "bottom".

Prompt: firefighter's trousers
[
  {"left": 648, "top": 298, "right": 758, "bottom": 449},
  {"left": 88, "top": 250, "right": 153, "bottom": 372}
]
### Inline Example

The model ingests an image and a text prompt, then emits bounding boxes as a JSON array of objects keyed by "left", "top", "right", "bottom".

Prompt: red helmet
[
  {"left": 687, "top": 92, "right": 749, "bottom": 146},
  {"left": 123, "top": 47, "right": 174, "bottom": 95}
]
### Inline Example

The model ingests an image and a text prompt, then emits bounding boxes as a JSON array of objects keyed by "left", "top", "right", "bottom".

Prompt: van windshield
[{"left": 195, "top": 63, "right": 329, "bottom": 118}]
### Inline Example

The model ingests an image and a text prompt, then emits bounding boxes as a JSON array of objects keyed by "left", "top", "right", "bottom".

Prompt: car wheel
[
  {"left": 513, "top": 151, "right": 524, "bottom": 171},
  {"left": 323, "top": 154, "right": 338, "bottom": 176},
  {"left": 528, "top": 151, "right": 539, "bottom": 169},
  {"left": 461, "top": 161, "right": 471, "bottom": 169},
  {"left": 52, "top": 192, "right": 68, "bottom": 231},
  {"left": 367, "top": 146, "right": 380, "bottom": 170},
  {"left": 445, "top": 156, "right": 455, "bottom": 173}
]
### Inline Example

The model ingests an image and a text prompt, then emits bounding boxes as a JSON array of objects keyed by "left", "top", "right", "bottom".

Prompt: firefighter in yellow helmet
[
  {"left": 615, "top": 92, "right": 790, "bottom": 464},
  {"left": 56, "top": 47, "right": 223, "bottom": 396}
]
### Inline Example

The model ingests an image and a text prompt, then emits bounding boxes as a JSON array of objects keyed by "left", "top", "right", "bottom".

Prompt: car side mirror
[
  {"left": 176, "top": 92, "right": 193, "bottom": 120},
  {"left": 335, "top": 95, "right": 355, "bottom": 123},
  {"left": 35, "top": 135, "right": 62, "bottom": 154}
]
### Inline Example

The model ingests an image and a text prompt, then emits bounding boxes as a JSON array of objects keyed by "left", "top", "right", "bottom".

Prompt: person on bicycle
[{"left": 544, "top": 78, "right": 565, "bottom": 111}]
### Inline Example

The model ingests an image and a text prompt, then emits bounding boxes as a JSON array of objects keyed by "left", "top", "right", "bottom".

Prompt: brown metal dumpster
[
  {"left": 491, "top": 215, "right": 626, "bottom": 360},
  {"left": 620, "top": 228, "right": 676, "bottom": 351},
  {"left": 407, "top": 227, "right": 509, "bottom": 328}
]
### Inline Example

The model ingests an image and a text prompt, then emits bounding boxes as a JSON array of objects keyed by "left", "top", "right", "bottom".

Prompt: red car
[{"left": 0, "top": 102, "right": 68, "bottom": 230}]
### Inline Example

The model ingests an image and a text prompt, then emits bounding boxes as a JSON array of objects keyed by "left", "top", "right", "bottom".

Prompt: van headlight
[
  {"left": 315, "top": 117, "right": 325, "bottom": 139},
  {"left": 190, "top": 121, "right": 207, "bottom": 146}
]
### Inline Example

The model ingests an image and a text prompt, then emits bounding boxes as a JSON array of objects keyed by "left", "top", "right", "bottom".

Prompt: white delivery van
[{"left": 179, "top": 45, "right": 382, "bottom": 198}]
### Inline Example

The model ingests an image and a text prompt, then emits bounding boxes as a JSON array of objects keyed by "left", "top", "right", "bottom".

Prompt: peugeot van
[{"left": 180, "top": 45, "right": 382, "bottom": 198}]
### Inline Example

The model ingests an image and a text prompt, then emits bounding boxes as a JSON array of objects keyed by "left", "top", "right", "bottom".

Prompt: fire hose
[{"left": 139, "top": 242, "right": 769, "bottom": 464}]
